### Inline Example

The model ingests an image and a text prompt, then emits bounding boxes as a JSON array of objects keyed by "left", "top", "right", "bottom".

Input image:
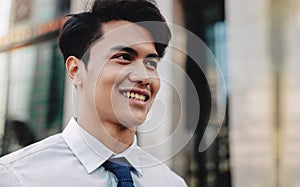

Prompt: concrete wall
[
  {"left": 227, "top": 0, "right": 300, "bottom": 186},
  {"left": 226, "top": 0, "right": 276, "bottom": 186},
  {"left": 279, "top": 0, "right": 300, "bottom": 186}
]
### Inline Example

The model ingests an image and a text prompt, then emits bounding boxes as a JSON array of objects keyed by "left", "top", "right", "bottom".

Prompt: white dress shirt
[{"left": 0, "top": 118, "right": 187, "bottom": 187}]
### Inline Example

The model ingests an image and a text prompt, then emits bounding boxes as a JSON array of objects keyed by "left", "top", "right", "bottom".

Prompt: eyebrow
[{"left": 110, "top": 45, "right": 159, "bottom": 59}]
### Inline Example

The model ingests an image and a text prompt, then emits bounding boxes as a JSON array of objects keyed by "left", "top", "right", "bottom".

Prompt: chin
[{"left": 119, "top": 116, "right": 146, "bottom": 128}]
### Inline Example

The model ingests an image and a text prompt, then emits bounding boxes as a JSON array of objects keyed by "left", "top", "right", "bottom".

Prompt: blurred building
[
  {"left": 0, "top": 0, "right": 299, "bottom": 187},
  {"left": 227, "top": 0, "right": 300, "bottom": 187},
  {"left": 0, "top": 0, "right": 70, "bottom": 154}
]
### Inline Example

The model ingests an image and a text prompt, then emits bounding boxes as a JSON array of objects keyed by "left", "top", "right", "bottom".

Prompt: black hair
[{"left": 58, "top": 0, "right": 171, "bottom": 65}]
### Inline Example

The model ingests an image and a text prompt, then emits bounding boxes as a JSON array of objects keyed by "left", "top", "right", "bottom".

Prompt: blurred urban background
[{"left": 0, "top": 0, "right": 299, "bottom": 187}]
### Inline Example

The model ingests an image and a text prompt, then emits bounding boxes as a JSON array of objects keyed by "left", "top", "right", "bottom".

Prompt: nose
[{"left": 128, "top": 60, "right": 151, "bottom": 86}]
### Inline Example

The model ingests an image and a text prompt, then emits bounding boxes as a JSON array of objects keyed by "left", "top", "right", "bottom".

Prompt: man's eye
[
  {"left": 116, "top": 54, "right": 132, "bottom": 61},
  {"left": 144, "top": 60, "right": 157, "bottom": 69}
]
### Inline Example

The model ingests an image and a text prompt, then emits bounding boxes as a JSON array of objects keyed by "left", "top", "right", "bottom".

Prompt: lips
[{"left": 119, "top": 88, "right": 150, "bottom": 102}]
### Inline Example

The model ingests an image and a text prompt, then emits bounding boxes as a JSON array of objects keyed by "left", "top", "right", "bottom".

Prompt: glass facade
[
  {"left": 182, "top": 0, "right": 231, "bottom": 186},
  {"left": 0, "top": 0, "right": 70, "bottom": 156},
  {"left": 0, "top": 39, "right": 66, "bottom": 155}
]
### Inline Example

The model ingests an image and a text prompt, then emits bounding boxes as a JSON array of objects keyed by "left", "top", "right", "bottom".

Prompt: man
[{"left": 0, "top": 0, "right": 187, "bottom": 186}]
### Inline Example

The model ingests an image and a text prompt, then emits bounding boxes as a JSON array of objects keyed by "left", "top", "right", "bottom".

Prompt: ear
[{"left": 66, "top": 56, "right": 82, "bottom": 86}]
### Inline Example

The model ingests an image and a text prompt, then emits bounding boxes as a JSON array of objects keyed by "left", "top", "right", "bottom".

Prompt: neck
[
  {"left": 77, "top": 115, "right": 136, "bottom": 154},
  {"left": 76, "top": 94, "right": 136, "bottom": 153}
]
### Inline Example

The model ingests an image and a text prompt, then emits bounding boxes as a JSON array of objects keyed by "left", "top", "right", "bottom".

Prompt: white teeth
[
  {"left": 135, "top": 93, "right": 140, "bottom": 99},
  {"left": 122, "top": 91, "right": 147, "bottom": 101}
]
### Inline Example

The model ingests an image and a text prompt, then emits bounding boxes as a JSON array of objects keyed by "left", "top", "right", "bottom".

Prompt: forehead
[
  {"left": 102, "top": 20, "right": 154, "bottom": 44},
  {"left": 96, "top": 20, "right": 154, "bottom": 48},
  {"left": 89, "top": 20, "right": 157, "bottom": 57}
]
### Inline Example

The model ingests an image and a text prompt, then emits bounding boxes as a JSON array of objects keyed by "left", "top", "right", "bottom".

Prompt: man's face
[{"left": 81, "top": 20, "right": 160, "bottom": 128}]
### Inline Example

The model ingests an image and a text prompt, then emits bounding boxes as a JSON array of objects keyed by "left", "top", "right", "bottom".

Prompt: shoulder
[
  {"left": 154, "top": 163, "right": 187, "bottom": 186},
  {"left": 0, "top": 133, "right": 65, "bottom": 166},
  {"left": 136, "top": 147, "right": 188, "bottom": 187},
  {"left": 0, "top": 163, "right": 22, "bottom": 187},
  {"left": 0, "top": 134, "right": 66, "bottom": 187},
  {"left": 154, "top": 162, "right": 187, "bottom": 186}
]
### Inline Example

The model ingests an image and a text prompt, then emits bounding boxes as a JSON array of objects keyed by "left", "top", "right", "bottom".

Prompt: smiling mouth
[{"left": 120, "top": 91, "right": 150, "bottom": 102}]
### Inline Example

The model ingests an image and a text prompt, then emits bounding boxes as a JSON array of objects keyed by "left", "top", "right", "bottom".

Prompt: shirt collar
[
  {"left": 111, "top": 136, "right": 143, "bottom": 176},
  {"left": 62, "top": 118, "right": 143, "bottom": 176}
]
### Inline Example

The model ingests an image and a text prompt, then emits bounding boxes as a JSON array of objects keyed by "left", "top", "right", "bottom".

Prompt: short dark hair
[{"left": 58, "top": 0, "right": 171, "bottom": 65}]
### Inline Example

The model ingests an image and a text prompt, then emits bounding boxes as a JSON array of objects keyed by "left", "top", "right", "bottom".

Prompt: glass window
[{"left": 0, "top": 40, "right": 65, "bottom": 155}]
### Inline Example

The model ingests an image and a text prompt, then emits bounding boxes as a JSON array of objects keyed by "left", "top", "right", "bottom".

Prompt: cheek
[
  {"left": 94, "top": 71, "right": 118, "bottom": 103},
  {"left": 94, "top": 76, "right": 110, "bottom": 101}
]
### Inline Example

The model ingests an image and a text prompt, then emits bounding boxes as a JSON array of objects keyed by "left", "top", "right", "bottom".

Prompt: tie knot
[{"left": 102, "top": 158, "right": 134, "bottom": 187}]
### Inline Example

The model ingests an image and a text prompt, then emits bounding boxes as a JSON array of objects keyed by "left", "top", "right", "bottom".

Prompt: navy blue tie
[{"left": 103, "top": 158, "right": 134, "bottom": 187}]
